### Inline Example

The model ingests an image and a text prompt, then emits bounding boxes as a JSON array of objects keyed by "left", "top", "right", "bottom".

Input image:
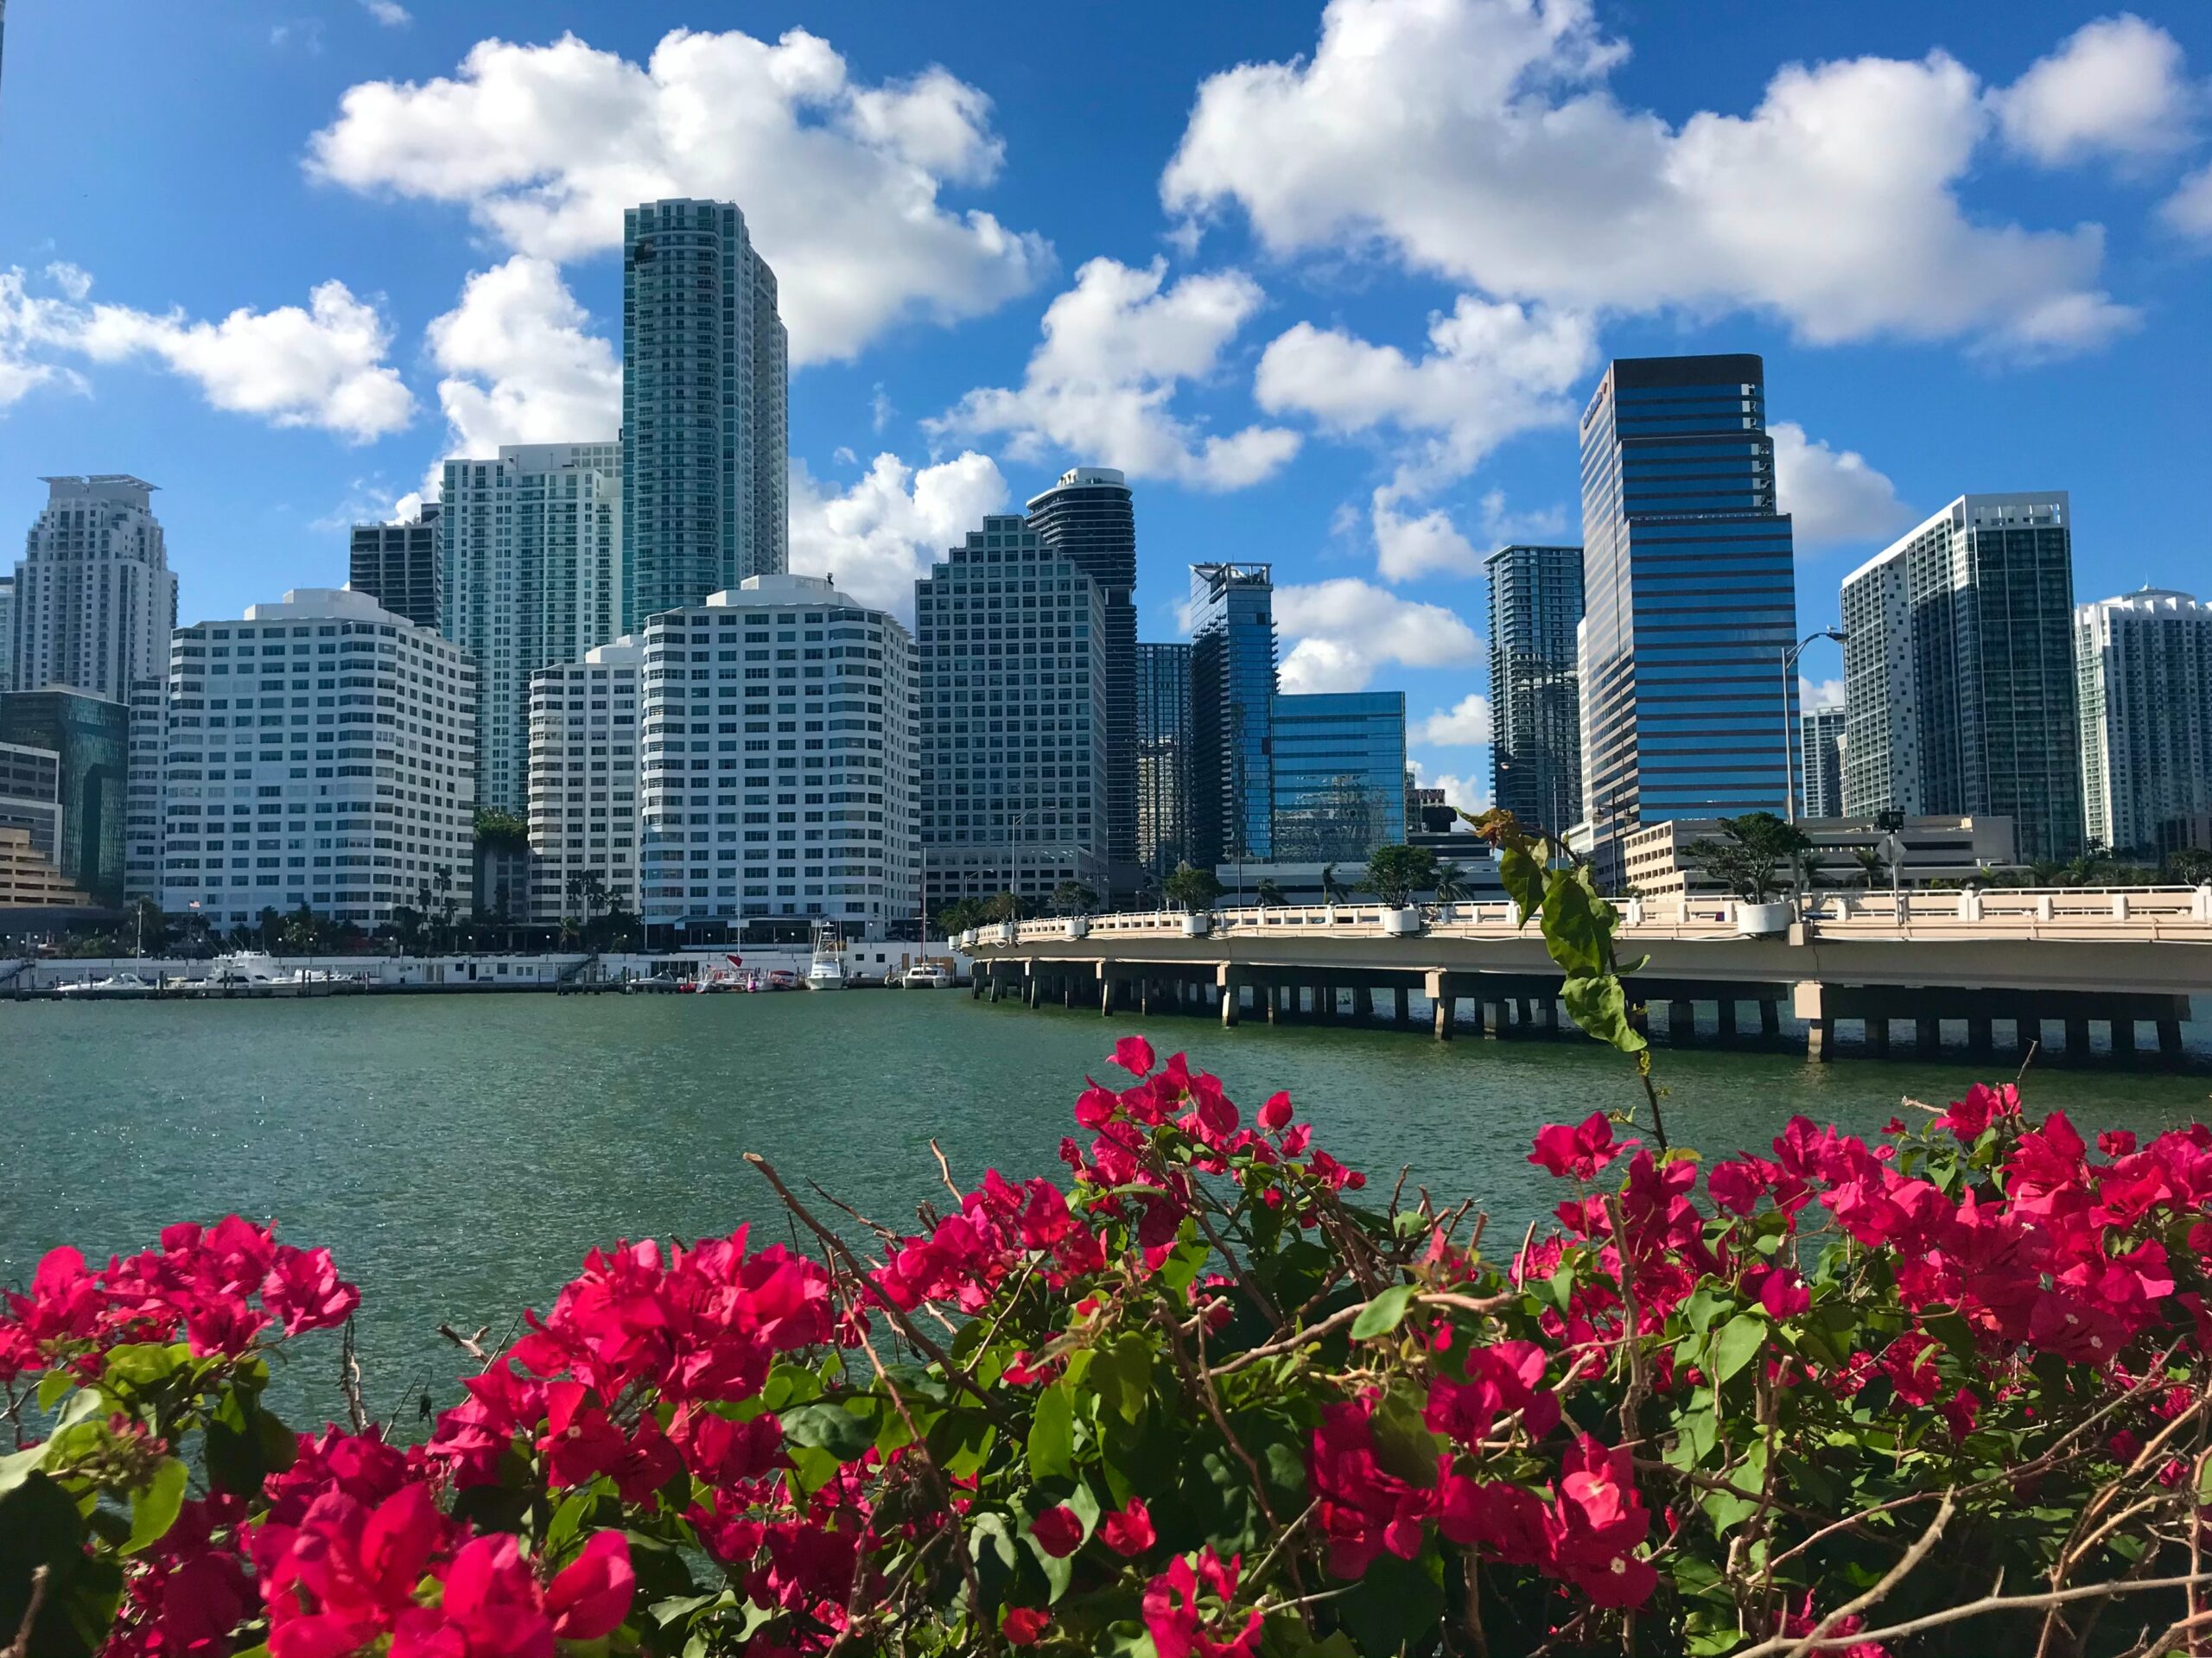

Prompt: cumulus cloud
[
  {"left": 1409, "top": 757, "right": 1490, "bottom": 816},
  {"left": 1415, "top": 693, "right": 1493, "bottom": 746},
  {"left": 1162, "top": 0, "right": 2137, "bottom": 353},
  {"left": 308, "top": 27, "right": 1051, "bottom": 364},
  {"left": 1370, "top": 487, "right": 1570, "bottom": 582},
  {"left": 1993, "top": 14, "right": 2197, "bottom": 166},
  {"left": 1801, "top": 676, "right": 1846, "bottom": 709},
  {"left": 1770, "top": 421, "right": 1913, "bottom": 549},
  {"left": 361, "top": 0, "right": 411, "bottom": 25},
  {"left": 426, "top": 257, "right": 620, "bottom": 459},
  {"left": 0, "top": 264, "right": 410, "bottom": 441},
  {"left": 932, "top": 257, "right": 1301, "bottom": 490},
  {"left": 1274, "top": 578, "right": 1481, "bottom": 692},
  {"left": 2164, "top": 164, "right": 2212, "bottom": 240},
  {"left": 788, "top": 450, "right": 1007, "bottom": 619}
]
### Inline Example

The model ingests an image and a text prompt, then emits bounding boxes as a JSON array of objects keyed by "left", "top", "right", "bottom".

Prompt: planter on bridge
[
  {"left": 1735, "top": 899, "right": 1794, "bottom": 937},
  {"left": 1062, "top": 918, "right": 1090, "bottom": 939},
  {"left": 1180, "top": 912, "right": 1211, "bottom": 937},
  {"left": 1381, "top": 906, "right": 1424, "bottom": 936}
]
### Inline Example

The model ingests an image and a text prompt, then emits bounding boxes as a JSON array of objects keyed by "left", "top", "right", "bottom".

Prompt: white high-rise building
[
  {"left": 2075, "top": 588, "right": 2212, "bottom": 859},
  {"left": 124, "top": 676, "right": 167, "bottom": 900},
  {"left": 1799, "top": 703, "right": 1846, "bottom": 820},
  {"left": 438, "top": 442, "right": 622, "bottom": 815},
  {"left": 639, "top": 575, "right": 914, "bottom": 942},
  {"left": 158, "top": 588, "right": 475, "bottom": 930},
  {"left": 11, "top": 475, "right": 177, "bottom": 697},
  {"left": 0, "top": 574, "right": 16, "bottom": 687},
  {"left": 526, "top": 638, "right": 644, "bottom": 924}
]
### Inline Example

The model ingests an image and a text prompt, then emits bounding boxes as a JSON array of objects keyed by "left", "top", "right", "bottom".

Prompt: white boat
[
  {"left": 901, "top": 962, "right": 954, "bottom": 990},
  {"left": 194, "top": 951, "right": 300, "bottom": 997},
  {"left": 803, "top": 923, "right": 847, "bottom": 992},
  {"left": 55, "top": 970, "right": 159, "bottom": 1000}
]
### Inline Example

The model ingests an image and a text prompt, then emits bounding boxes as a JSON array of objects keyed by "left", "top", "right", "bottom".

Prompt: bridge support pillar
[
  {"left": 1027, "top": 971, "right": 1041, "bottom": 1009},
  {"left": 1760, "top": 1001, "right": 1780, "bottom": 1037},
  {"left": 1352, "top": 984, "right": 1373, "bottom": 1023},
  {"left": 1219, "top": 967, "right": 1244, "bottom": 1028},
  {"left": 1427, "top": 971, "right": 1453, "bottom": 1041},
  {"left": 2066, "top": 1016, "right": 2090, "bottom": 1057},
  {"left": 1669, "top": 1000, "right": 1696, "bottom": 1046},
  {"left": 1807, "top": 1018, "right": 1835, "bottom": 1063},
  {"left": 2160, "top": 1019, "right": 2184, "bottom": 1060},
  {"left": 1867, "top": 1017, "right": 1890, "bottom": 1057},
  {"left": 1536, "top": 998, "right": 1558, "bottom": 1034},
  {"left": 2016, "top": 1018, "right": 2042, "bottom": 1060},
  {"left": 1716, "top": 1001, "right": 1738, "bottom": 1041},
  {"left": 1516, "top": 997, "right": 1535, "bottom": 1029},
  {"left": 2111, "top": 1019, "right": 2137, "bottom": 1058},
  {"left": 1482, "top": 999, "right": 1506, "bottom": 1039},
  {"left": 1100, "top": 975, "right": 1115, "bottom": 1017},
  {"left": 1968, "top": 1017, "right": 1993, "bottom": 1061},
  {"left": 1916, "top": 1015, "right": 1941, "bottom": 1055},
  {"left": 1265, "top": 981, "right": 1281, "bottom": 1025},
  {"left": 1395, "top": 986, "right": 1411, "bottom": 1027}
]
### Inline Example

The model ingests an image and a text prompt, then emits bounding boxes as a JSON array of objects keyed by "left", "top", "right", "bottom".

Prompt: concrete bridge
[{"left": 961, "top": 886, "right": 2212, "bottom": 1064}]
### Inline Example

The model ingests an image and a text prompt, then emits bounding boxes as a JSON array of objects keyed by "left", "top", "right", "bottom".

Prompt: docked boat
[
  {"left": 194, "top": 951, "right": 300, "bottom": 997},
  {"left": 54, "top": 970, "right": 160, "bottom": 1000},
  {"left": 901, "top": 962, "right": 954, "bottom": 990},
  {"left": 803, "top": 923, "right": 847, "bottom": 992}
]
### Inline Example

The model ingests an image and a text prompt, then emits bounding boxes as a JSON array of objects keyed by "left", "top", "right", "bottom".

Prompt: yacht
[
  {"left": 901, "top": 962, "right": 954, "bottom": 990},
  {"left": 55, "top": 970, "right": 159, "bottom": 1000},
  {"left": 803, "top": 923, "right": 847, "bottom": 992},
  {"left": 194, "top": 951, "right": 299, "bottom": 997}
]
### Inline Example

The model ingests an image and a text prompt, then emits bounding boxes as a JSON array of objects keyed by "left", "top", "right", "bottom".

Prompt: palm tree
[
  {"left": 1850, "top": 846, "right": 1887, "bottom": 889},
  {"left": 1255, "top": 879, "right": 1286, "bottom": 908},
  {"left": 1320, "top": 863, "right": 1348, "bottom": 904},
  {"left": 1433, "top": 861, "right": 1469, "bottom": 903}
]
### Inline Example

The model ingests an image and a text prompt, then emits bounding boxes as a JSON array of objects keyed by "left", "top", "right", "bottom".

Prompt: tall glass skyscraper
[
  {"left": 1271, "top": 691, "right": 1407, "bottom": 863},
  {"left": 0, "top": 686, "right": 128, "bottom": 905},
  {"left": 1188, "top": 563, "right": 1276, "bottom": 871},
  {"left": 621, "top": 200, "right": 788, "bottom": 631},
  {"left": 1027, "top": 467, "right": 1136, "bottom": 877},
  {"left": 1578, "top": 355, "right": 1798, "bottom": 881},
  {"left": 1484, "top": 543, "right": 1583, "bottom": 835},
  {"left": 1840, "top": 493, "right": 2082, "bottom": 861},
  {"left": 1134, "top": 641, "right": 1192, "bottom": 880},
  {"left": 2075, "top": 588, "right": 2212, "bottom": 859}
]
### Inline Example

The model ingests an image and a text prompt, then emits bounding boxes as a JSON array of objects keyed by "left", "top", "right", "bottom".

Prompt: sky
[{"left": 3, "top": 0, "right": 2209, "bottom": 813}]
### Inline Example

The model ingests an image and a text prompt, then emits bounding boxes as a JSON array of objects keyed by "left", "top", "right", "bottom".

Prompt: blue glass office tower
[
  {"left": 1271, "top": 692, "right": 1407, "bottom": 862},
  {"left": 1134, "top": 641, "right": 1192, "bottom": 881},
  {"left": 1485, "top": 543, "right": 1584, "bottom": 835},
  {"left": 1578, "top": 354, "right": 1798, "bottom": 883},
  {"left": 1188, "top": 563, "right": 1275, "bottom": 870}
]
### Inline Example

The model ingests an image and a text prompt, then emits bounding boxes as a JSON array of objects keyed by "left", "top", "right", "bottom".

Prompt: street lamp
[{"left": 1782, "top": 629, "right": 1847, "bottom": 825}]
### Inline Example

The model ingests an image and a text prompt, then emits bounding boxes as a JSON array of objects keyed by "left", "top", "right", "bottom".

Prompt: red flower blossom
[
  {"left": 1142, "top": 1549, "right": 1262, "bottom": 1658},
  {"left": 1101, "top": 1496, "right": 1156, "bottom": 1555},
  {"left": 1002, "top": 1607, "right": 1051, "bottom": 1646},
  {"left": 1030, "top": 1504, "right": 1084, "bottom": 1557},
  {"left": 1113, "top": 1035, "right": 1155, "bottom": 1078},
  {"left": 544, "top": 1530, "right": 635, "bottom": 1641},
  {"left": 1529, "top": 1113, "right": 1636, "bottom": 1182}
]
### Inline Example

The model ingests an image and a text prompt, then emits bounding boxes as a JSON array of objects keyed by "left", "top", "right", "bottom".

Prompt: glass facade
[
  {"left": 1188, "top": 563, "right": 1276, "bottom": 870},
  {"left": 915, "top": 517, "right": 1108, "bottom": 912},
  {"left": 1579, "top": 355, "right": 1798, "bottom": 881},
  {"left": 1484, "top": 543, "right": 1583, "bottom": 835},
  {"left": 0, "top": 687, "right": 127, "bottom": 905},
  {"left": 1134, "top": 641, "right": 1192, "bottom": 881},
  {"left": 1841, "top": 494, "right": 2082, "bottom": 862},
  {"left": 1270, "top": 692, "right": 1407, "bottom": 863},
  {"left": 621, "top": 199, "right": 788, "bottom": 632},
  {"left": 1799, "top": 704, "right": 1845, "bottom": 819},
  {"left": 1027, "top": 468, "right": 1137, "bottom": 873},
  {"left": 348, "top": 505, "right": 442, "bottom": 632}
]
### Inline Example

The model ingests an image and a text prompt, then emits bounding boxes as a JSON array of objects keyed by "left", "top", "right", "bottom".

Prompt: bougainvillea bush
[{"left": 9, "top": 1045, "right": 2212, "bottom": 1658}]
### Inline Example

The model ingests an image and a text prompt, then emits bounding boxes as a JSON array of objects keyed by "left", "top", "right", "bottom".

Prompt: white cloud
[
  {"left": 1415, "top": 693, "right": 1493, "bottom": 746},
  {"left": 425, "top": 257, "right": 620, "bottom": 460},
  {"left": 788, "top": 450, "right": 1007, "bottom": 619},
  {"left": 1274, "top": 577, "right": 1481, "bottom": 692},
  {"left": 1370, "top": 487, "right": 1569, "bottom": 581},
  {"left": 0, "top": 264, "right": 411, "bottom": 441},
  {"left": 1409, "top": 757, "right": 1491, "bottom": 816},
  {"left": 1770, "top": 421, "right": 1912, "bottom": 549},
  {"left": 1993, "top": 15, "right": 2196, "bottom": 166},
  {"left": 362, "top": 0, "right": 411, "bottom": 25},
  {"left": 1801, "top": 676, "right": 1845, "bottom": 709},
  {"left": 1162, "top": 0, "right": 2137, "bottom": 353},
  {"left": 308, "top": 28, "right": 1051, "bottom": 365},
  {"left": 2163, "top": 164, "right": 2212, "bottom": 240},
  {"left": 1255, "top": 295, "right": 1596, "bottom": 494},
  {"left": 932, "top": 257, "right": 1301, "bottom": 490}
]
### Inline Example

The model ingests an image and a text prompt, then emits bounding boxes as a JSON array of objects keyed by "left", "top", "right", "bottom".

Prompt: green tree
[
  {"left": 2168, "top": 847, "right": 2212, "bottom": 886},
  {"left": 981, "top": 890, "right": 1027, "bottom": 924},
  {"left": 279, "top": 904, "right": 324, "bottom": 954},
  {"left": 1359, "top": 842, "right": 1438, "bottom": 908},
  {"left": 1432, "top": 859, "right": 1470, "bottom": 902},
  {"left": 1254, "top": 878, "right": 1287, "bottom": 908},
  {"left": 1049, "top": 880, "right": 1098, "bottom": 918},
  {"left": 1683, "top": 811, "right": 1814, "bottom": 903},
  {"left": 1319, "top": 862, "right": 1350, "bottom": 903},
  {"left": 933, "top": 898, "right": 988, "bottom": 937},
  {"left": 472, "top": 807, "right": 530, "bottom": 851},
  {"left": 1849, "top": 844, "right": 1889, "bottom": 889},
  {"left": 257, "top": 906, "right": 283, "bottom": 952},
  {"left": 122, "top": 897, "right": 169, "bottom": 956},
  {"left": 1161, "top": 861, "right": 1224, "bottom": 912}
]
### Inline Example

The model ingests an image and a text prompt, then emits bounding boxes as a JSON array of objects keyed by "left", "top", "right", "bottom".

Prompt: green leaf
[
  {"left": 781, "top": 1401, "right": 874, "bottom": 1463},
  {"left": 123, "top": 1458, "right": 188, "bottom": 1556},
  {"left": 1335, "top": 1551, "right": 1445, "bottom": 1658},
  {"left": 1541, "top": 867, "right": 1611, "bottom": 979},
  {"left": 35, "top": 1370, "right": 73, "bottom": 1413},
  {"left": 0, "top": 1445, "right": 49, "bottom": 1498},
  {"left": 1712, "top": 1313, "right": 1768, "bottom": 1385},
  {"left": 1350, "top": 1285, "right": 1416, "bottom": 1342},
  {"left": 1498, "top": 844, "right": 1547, "bottom": 923},
  {"left": 1027, "top": 1381, "right": 1076, "bottom": 1481},
  {"left": 1561, "top": 973, "right": 1646, "bottom": 1055},
  {"left": 103, "top": 1343, "right": 190, "bottom": 1393}
]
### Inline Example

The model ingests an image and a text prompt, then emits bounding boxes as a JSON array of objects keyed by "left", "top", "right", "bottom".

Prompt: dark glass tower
[
  {"left": 1027, "top": 467, "right": 1136, "bottom": 877},
  {"left": 1484, "top": 543, "right": 1583, "bottom": 836},
  {"left": 621, "top": 199, "right": 788, "bottom": 631},
  {"left": 0, "top": 687, "right": 127, "bottom": 905},
  {"left": 1579, "top": 354, "right": 1798, "bottom": 882},
  {"left": 1188, "top": 563, "right": 1275, "bottom": 872},
  {"left": 1134, "top": 641, "right": 1192, "bottom": 881},
  {"left": 348, "top": 503, "right": 442, "bottom": 632},
  {"left": 1270, "top": 691, "right": 1406, "bottom": 862}
]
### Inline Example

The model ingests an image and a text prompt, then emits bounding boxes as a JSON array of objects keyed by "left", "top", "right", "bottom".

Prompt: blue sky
[{"left": 4, "top": 0, "right": 2209, "bottom": 809}]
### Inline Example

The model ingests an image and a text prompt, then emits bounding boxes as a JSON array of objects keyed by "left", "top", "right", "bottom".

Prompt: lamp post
[
  {"left": 1782, "top": 629, "right": 1847, "bottom": 825},
  {"left": 1004, "top": 810, "right": 1029, "bottom": 923}
]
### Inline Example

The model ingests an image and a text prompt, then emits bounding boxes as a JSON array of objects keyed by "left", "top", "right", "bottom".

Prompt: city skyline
[{"left": 4, "top": 2, "right": 2209, "bottom": 818}]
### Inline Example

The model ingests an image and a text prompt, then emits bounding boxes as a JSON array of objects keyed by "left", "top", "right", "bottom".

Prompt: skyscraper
[
  {"left": 1270, "top": 691, "right": 1407, "bottom": 864},
  {"left": 621, "top": 199, "right": 788, "bottom": 630},
  {"left": 1134, "top": 642, "right": 1192, "bottom": 881},
  {"left": 1484, "top": 543, "right": 1583, "bottom": 835},
  {"left": 1800, "top": 703, "right": 1846, "bottom": 820},
  {"left": 527, "top": 638, "right": 644, "bottom": 924},
  {"left": 0, "top": 574, "right": 15, "bottom": 687},
  {"left": 0, "top": 687, "right": 128, "bottom": 905},
  {"left": 10, "top": 475, "right": 177, "bottom": 698},
  {"left": 440, "top": 443, "right": 623, "bottom": 814},
  {"left": 1578, "top": 356, "right": 1798, "bottom": 882},
  {"left": 1840, "top": 493, "right": 2082, "bottom": 861},
  {"left": 915, "top": 516, "right": 1108, "bottom": 915},
  {"left": 2075, "top": 588, "right": 2212, "bottom": 859},
  {"left": 124, "top": 675, "right": 166, "bottom": 900},
  {"left": 1027, "top": 467, "right": 1136, "bottom": 879},
  {"left": 348, "top": 504, "right": 442, "bottom": 632},
  {"left": 1188, "top": 562, "right": 1277, "bottom": 872}
]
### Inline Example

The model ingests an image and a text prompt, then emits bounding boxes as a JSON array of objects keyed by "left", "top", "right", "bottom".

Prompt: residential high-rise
[
  {"left": 348, "top": 503, "right": 442, "bottom": 632},
  {"left": 1577, "top": 356, "right": 1798, "bottom": 882},
  {"left": 0, "top": 574, "right": 15, "bottom": 687},
  {"left": 639, "top": 575, "right": 914, "bottom": 943},
  {"left": 157, "top": 588, "right": 475, "bottom": 930},
  {"left": 10, "top": 475, "right": 177, "bottom": 698},
  {"left": 1027, "top": 467, "right": 1137, "bottom": 879},
  {"left": 1800, "top": 703, "right": 1846, "bottom": 820},
  {"left": 2075, "top": 588, "right": 2212, "bottom": 859},
  {"left": 0, "top": 740, "right": 66, "bottom": 871},
  {"left": 1484, "top": 543, "right": 1583, "bottom": 835},
  {"left": 439, "top": 443, "right": 623, "bottom": 814},
  {"left": 526, "top": 638, "right": 644, "bottom": 924},
  {"left": 0, "top": 687, "right": 128, "bottom": 905},
  {"left": 1134, "top": 641, "right": 1192, "bottom": 881},
  {"left": 916, "top": 516, "right": 1107, "bottom": 916},
  {"left": 1270, "top": 691, "right": 1407, "bottom": 864},
  {"left": 1840, "top": 493, "right": 2082, "bottom": 861},
  {"left": 1188, "top": 562, "right": 1276, "bottom": 872},
  {"left": 124, "top": 676, "right": 166, "bottom": 900},
  {"left": 621, "top": 199, "right": 788, "bottom": 630}
]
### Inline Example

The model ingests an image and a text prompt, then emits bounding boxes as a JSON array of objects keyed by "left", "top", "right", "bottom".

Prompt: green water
[{"left": 4, "top": 993, "right": 2206, "bottom": 1426}]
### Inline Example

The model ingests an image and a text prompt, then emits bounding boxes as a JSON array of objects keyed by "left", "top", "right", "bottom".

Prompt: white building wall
[
  {"left": 10, "top": 475, "right": 177, "bottom": 698},
  {"left": 158, "top": 588, "right": 476, "bottom": 930},
  {"left": 526, "top": 638, "right": 643, "bottom": 923},
  {"left": 2075, "top": 588, "right": 2212, "bottom": 856}
]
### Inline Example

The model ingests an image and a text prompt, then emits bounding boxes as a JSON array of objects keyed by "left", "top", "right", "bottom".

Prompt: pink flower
[
  {"left": 263, "top": 1245, "right": 362, "bottom": 1336},
  {"left": 1529, "top": 1113, "right": 1636, "bottom": 1181},
  {"left": 440, "top": 1534, "right": 553, "bottom": 1658},
  {"left": 1113, "top": 1036, "right": 1155, "bottom": 1078},
  {"left": 1030, "top": 1504, "right": 1084, "bottom": 1558},
  {"left": 1747, "top": 1266, "right": 1810, "bottom": 1319},
  {"left": 545, "top": 1531, "right": 635, "bottom": 1641},
  {"left": 1101, "top": 1496, "right": 1156, "bottom": 1555},
  {"left": 1424, "top": 1339, "right": 1557, "bottom": 1445},
  {"left": 1936, "top": 1082, "right": 2020, "bottom": 1141},
  {"left": 1258, "top": 1091, "right": 1294, "bottom": 1132},
  {"left": 1002, "top": 1607, "right": 1051, "bottom": 1646},
  {"left": 1142, "top": 1550, "right": 1262, "bottom": 1658}
]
